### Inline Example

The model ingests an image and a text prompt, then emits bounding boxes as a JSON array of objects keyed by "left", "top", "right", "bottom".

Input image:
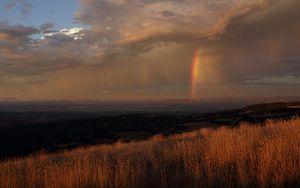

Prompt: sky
[{"left": 0, "top": 0, "right": 299, "bottom": 101}]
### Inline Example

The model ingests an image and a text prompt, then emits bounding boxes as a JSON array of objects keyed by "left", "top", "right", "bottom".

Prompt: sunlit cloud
[
  {"left": 75, "top": 0, "right": 276, "bottom": 51},
  {"left": 41, "top": 27, "right": 85, "bottom": 40}
]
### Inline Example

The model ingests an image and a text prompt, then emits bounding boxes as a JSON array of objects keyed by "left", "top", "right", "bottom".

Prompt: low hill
[
  {"left": 1, "top": 118, "right": 300, "bottom": 188},
  {"left": 0, "top": 102, "right": 299, "bottom": 158}
]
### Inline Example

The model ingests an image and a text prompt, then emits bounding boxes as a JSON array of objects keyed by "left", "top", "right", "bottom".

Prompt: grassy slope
[{"left": 1, "top": 118, "right": 300, "bottom": 188}]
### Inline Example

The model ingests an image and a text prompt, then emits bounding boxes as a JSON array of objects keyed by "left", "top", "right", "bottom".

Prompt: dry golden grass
[{"left": 1, "top": 118, "right": 300, "bottom": 188}]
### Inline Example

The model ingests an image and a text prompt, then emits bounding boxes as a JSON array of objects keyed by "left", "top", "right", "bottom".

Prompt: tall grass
[{"left": 1, "top": 118, "right": 300, "bottom": 188}]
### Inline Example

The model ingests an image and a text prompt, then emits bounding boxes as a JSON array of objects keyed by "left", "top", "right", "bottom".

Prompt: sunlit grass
[{"left": 1, "top": 118, "right": 300, "bottom": 187}]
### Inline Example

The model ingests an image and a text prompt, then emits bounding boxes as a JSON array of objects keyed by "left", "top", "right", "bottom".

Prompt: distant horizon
[
  {"left": 0, "top": 96, "right": 299, "bottom": 114},
  {"left": 1, "top": 95, "right": 300, "bottom": 102}
]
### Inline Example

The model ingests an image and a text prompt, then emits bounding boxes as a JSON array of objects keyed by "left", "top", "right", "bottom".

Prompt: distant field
[{"left": 1, "top": 117, "right": 300, "bottom": 188}]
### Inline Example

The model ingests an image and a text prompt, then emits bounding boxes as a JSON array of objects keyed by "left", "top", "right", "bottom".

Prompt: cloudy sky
[{"left": 0, "top": 0, "right": 299, "bottom": 101}]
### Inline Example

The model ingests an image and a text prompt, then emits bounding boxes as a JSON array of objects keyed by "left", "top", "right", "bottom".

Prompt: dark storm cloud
[
  {"left": 211, "top": 0, "right": 300, "bottom": 45},
  {"left": 203, "top": 0, "right": 300, "bottom": 85}
]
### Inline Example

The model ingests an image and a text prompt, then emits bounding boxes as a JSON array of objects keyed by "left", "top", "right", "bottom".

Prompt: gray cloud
[
  {"left": 74, "top": 0, "right": 277, "bottom": 54},
  {"left": 39, "top": 23, "right": 54, "bottom": 32},
  {"left": 4, "top": 0, "right": 32, "bottom": 15},
  {"left": 0, "top": 21, "right": 38, "bottom": 46},
  {"left": 244, "top": 76, "right": 300, "bottom": 84},
  {"left": 0, "top": 23, "right": 91, "bottom": 79},
  {"left": 210, "top": 0, "right": 300, "bottom": 46}
]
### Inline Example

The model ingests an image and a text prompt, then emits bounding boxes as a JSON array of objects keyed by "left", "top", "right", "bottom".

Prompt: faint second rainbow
[{"left": 190, "top": 48, "right": 201, "bottom": 99}]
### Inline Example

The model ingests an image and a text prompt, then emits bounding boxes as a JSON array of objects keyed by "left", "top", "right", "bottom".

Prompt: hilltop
[
  {"left": 0, "top": 102, "right": 299, "bottom": 159},
  {"left": 1, "top": 117, "right": 300, "bottom": 187}
]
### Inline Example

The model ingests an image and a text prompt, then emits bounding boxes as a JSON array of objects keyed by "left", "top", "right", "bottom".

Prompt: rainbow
[{"left": 190, "top": 48, "right": 201, "bottom": 99}]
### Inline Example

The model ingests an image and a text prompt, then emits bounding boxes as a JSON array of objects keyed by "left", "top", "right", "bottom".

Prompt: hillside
[
  {"left": 0, "top": 102, "right": 299, "bottom": 159},
  {"left": 1, "top": 117, "right": 300, "bottom": 187}
]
